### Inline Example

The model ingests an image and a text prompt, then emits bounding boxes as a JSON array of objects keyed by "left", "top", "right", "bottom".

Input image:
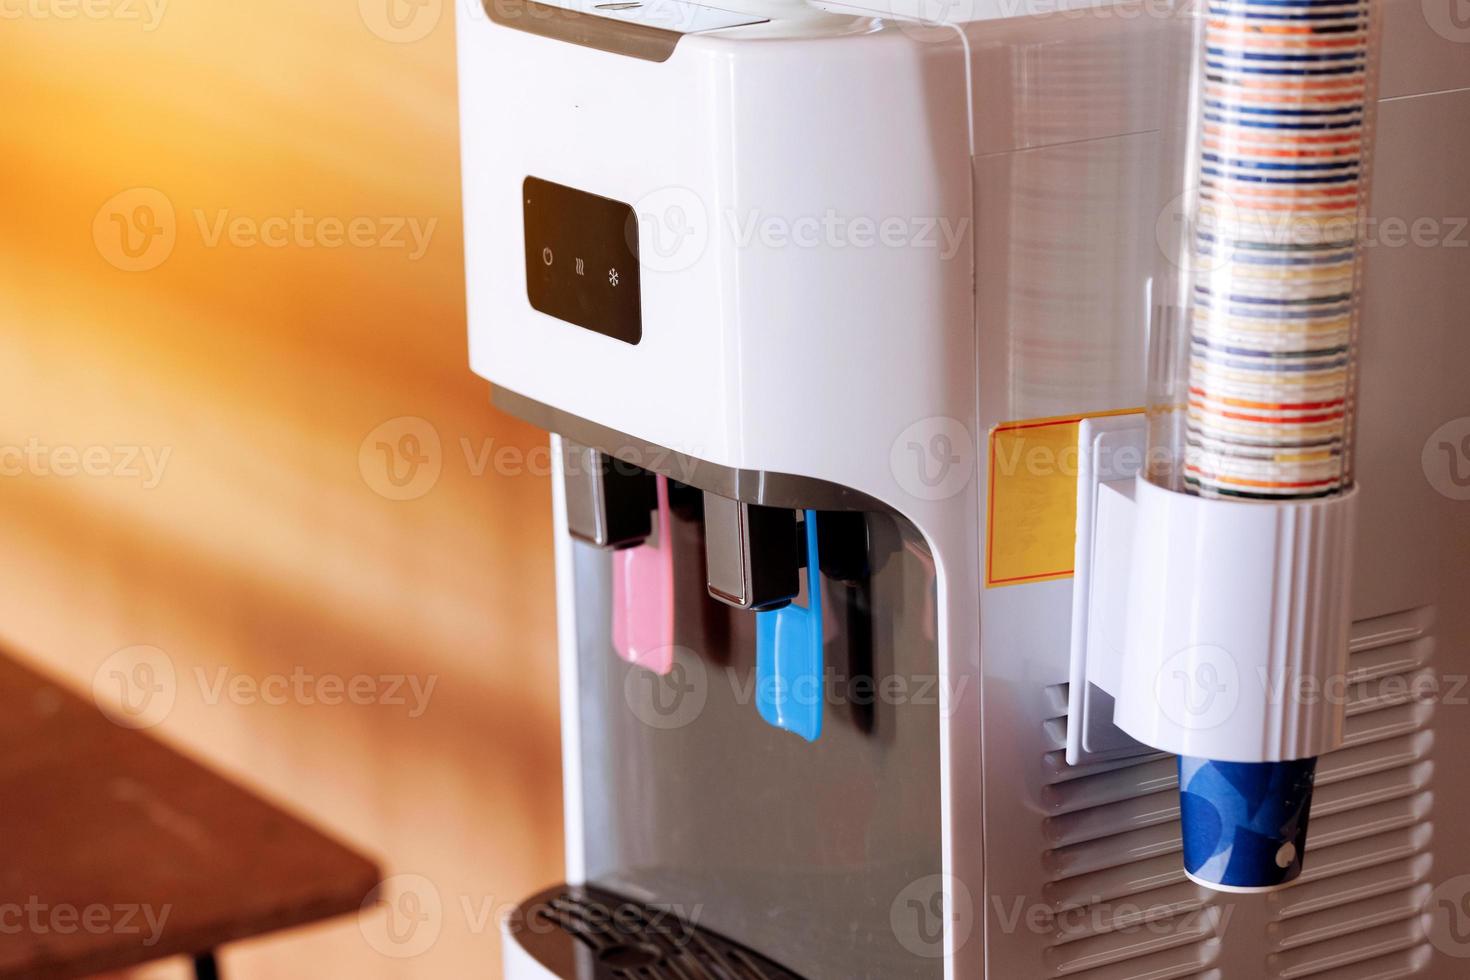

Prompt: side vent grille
[
  {"left": 1040, "top": 608, "right": 1435, "bottom": 980},
  {"left": 1040, "top": 691, "right": 1219, "bottom": 979},
  {"left": 1266, "top": 608, "right": 1436, "bottom": 980}
]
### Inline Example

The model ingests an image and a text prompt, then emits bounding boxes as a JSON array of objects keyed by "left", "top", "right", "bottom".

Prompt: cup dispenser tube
[
  {"left": 1137, "top": 0, "right": 1382, "bottom": 891},
  {"left": 1073, "top": 0, "right": 1386, "bottom": 892}
]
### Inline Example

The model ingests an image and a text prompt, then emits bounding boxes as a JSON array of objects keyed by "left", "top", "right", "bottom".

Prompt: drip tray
[{"left": 506, "top": 884, "right": 804, "bottom": 979}]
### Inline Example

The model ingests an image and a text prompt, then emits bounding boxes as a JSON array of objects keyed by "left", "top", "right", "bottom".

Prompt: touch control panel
[{"left": 523, "top": 176, "right": 642, "bottom": 345}]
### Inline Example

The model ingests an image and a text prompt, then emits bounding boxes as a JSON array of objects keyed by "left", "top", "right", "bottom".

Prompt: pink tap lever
[{"left": 611, "top": 475, "right": 675, "bottom": 675}]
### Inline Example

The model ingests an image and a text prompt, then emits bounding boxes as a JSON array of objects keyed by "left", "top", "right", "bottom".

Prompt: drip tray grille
[{"left": 507, "top": 884, "right": 805, "bottom": 979}]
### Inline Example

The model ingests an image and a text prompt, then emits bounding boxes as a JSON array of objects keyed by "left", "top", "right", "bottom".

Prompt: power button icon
[{"left": 542, "top": 247, "right": 554, "bottom": 266}]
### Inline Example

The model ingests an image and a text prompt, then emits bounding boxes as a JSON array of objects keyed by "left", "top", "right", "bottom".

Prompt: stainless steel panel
[{"left": 574, "top": 504, "right": 944, "bottom": 980}]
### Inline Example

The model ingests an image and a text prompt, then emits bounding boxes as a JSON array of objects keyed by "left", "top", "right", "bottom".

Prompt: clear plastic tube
[
  {"left": 1147, "top": 0, "right": 1385, "bottom": 500},
  {"left": 1145, "top": 0, "right": 1385, "bottom": 892}
]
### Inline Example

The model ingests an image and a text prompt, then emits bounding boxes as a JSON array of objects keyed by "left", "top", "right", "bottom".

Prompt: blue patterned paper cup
[{"left": 1178, "top": 756, "right": 1318, "bottom": 892}]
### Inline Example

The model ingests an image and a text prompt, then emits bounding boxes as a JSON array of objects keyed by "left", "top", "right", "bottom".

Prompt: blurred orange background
[{"left": 0, "top": 0, "right": 563, "bottom": 976}]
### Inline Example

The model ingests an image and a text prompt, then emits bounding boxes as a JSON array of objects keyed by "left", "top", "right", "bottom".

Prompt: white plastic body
[
  {"left": 459, "top": 0, "right": 1470, "bottom": 974},
  {"left": 460, "top": 6, "right": 981, "bottom": 978},
  {"left": 1115, "top": 479, "right": 1359, "bottom": 763}
]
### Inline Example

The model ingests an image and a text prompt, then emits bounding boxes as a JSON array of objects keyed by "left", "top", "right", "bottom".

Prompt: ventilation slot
[
  {"left": 1265, "top": 608, "right": 1437, "bottom": 980},
  {"left": 1041, "top": 745, "right": 1219, "bottom": 978}
]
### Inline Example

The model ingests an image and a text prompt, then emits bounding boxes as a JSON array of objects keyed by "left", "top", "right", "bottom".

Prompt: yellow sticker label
[{"left": 985, "top": 409, "right": 1142, "bottom": 588}]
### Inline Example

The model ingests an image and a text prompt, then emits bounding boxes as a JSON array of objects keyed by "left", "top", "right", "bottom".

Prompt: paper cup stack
[{"left": 1185, "top": 0, "right": 1375, "bottom": 500}]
